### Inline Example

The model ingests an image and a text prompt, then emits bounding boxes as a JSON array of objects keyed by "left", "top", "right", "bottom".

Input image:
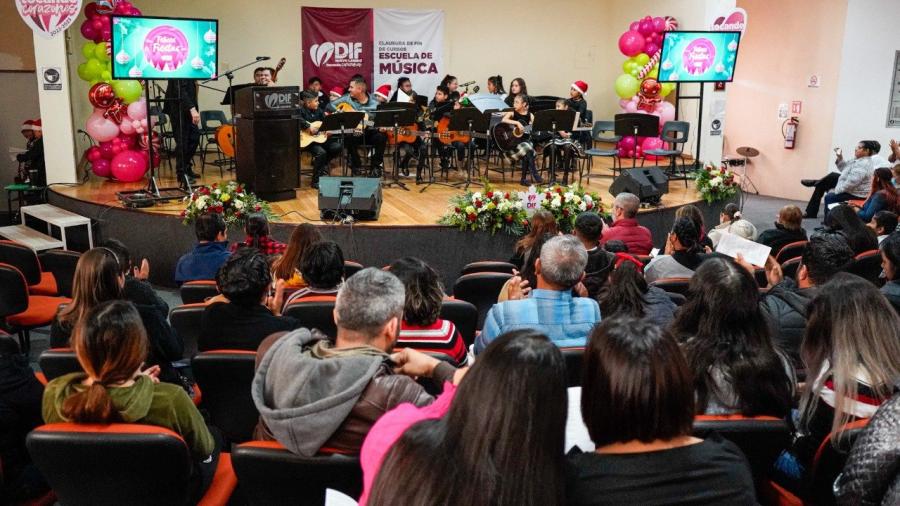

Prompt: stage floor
[{"left": 54, "top": 157, "right": 703, "bottom": 226}]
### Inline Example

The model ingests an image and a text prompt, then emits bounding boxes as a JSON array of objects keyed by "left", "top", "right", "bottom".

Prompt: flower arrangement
[
  {"left": 694, "top": 162, "right": 739, "bottom": 204},
  {"left": 439, "top": 183, "right": 528, "bottom": 235},
  {"left": 181, "top": 181, "right": 275, "bottom": 226},
  {"left": 536, "top": 183, "right": 604, "bottom": 233}
]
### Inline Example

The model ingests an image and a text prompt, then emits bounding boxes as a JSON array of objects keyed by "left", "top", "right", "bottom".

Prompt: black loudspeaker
[
  {"left": 318, "top": 177, "right": 383, "bottom": 221},
  {"left": 609, "top": 167, "right": 670, "bottom": 204},
  {"left": 235, "top": 118, "right": 299, "bottom": 201}
]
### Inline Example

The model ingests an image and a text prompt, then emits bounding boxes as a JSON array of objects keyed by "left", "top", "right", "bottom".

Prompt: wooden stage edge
[{"left": 53, "top": 158, "right": 704, "bottom": 227}]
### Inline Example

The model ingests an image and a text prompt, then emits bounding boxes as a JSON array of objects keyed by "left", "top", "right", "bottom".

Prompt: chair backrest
[
  {"left": 192, "top": 350, "right": 258, "bottom": 444},
  {"left": 693, "top": 415, "right": 791, "bottom": 484},
  {"left": 179, "top": 279, "right": 219, "bottom": 304},
  {"left": 283, "top": 298, "right": 338, "bottom": 338},
  {"left": 38, "top": 348, "right": 80, "bottom": 381},
  {"left": 775, "top": 240, "right": 808, "bottom": 264},
  {"left": 38, "top": 249, "right": 81, "bottom": 298},
  {"left": 591, "top": 120, "right": 621, "bottom": 143},
  {"left": 0, "top": 240, "right": 42, "bottom": 285},
  {"left": 0, "top": 263, "right": 29, "bottom": 318},
  {"left": 200, "top": 110, "right": 229, "bottom": 130},
  {"left": 845, "top": 249, "right": 883, "bottom": 286},
  {"left": 168, "top": 303, "right": 208, "bottom": 359},
  {"left": 439, "top": 298, "right": 478, "bottom": 348},
  {"left": 808, "top": 418, "right": 869, "bottom": 506},
  {"left": 649, "top": 277, "right": 692, "bottom": 296},
  {"left": 660, "top": 121, "right": 690, "bottom": 145},
  {"left": 27, "top": 423, "right": 195, "bottom": 506},
  {"left": 232, "top": 440, "right": 362, "bottom": 506},
  {"left": 560, "top": 347, "right": 584, "bottom": 387},
  {"left": 781, "top": 257, "right": 802, "bottom": 281},
  {"left": 452, "top": 272, "right": 513, "bottom": 329},
  {"left": 460, "top": 261, "right": 516, "bottom": 275},
  {"left": 343, "top": 260, "right": 364, "bottom": 279}
]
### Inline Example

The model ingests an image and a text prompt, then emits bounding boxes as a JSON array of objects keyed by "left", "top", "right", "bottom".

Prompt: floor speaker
[
  {"left": 235, "top": 117, "right": 299, "bottom": 201},
  {"left": 318, "top": 177, "right": 383, "bottom": 221},
  {"left": 609, "top": 167, "right": 670, "bottom": 204}
]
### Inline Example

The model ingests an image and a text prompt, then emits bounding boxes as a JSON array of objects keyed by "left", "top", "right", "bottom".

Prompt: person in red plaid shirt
[{"left": 230, "top": 213, "right": 286, "bottom": 255}]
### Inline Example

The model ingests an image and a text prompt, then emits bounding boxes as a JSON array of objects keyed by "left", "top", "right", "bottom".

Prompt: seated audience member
[
  {"left": 574, "top": 212, "right": 616, "bottom": 299},
  {"left": 271, "top": 224, "right": 323, "bottom": 288},
  {"left": 252, "top": 268, "right": 458, "bottom": 456},
  {"left": 50, "top": 248, "right": 183, "bottom": 385},
  {"left": 774, "top": 273, "right": 900, "bottom": 491},
  {"left": 802, "top": 140, "right": 885, "bottom": 219},
  {"left": 602, "top": 239, "right": 628, "bottom": 253},
  {"left": 880, "top": 233, "right": 900, "bottom": 313},
  {"left": 598, "top": 254, "right": 676, "bottom": 328},
  {"left": 389, "top": 257, "right": 468, "bottom": 366},
  {"left": 509, "top": 209, "right": 558, "bottom": 270},
  {"left": 671, "top": 257, "right": 794, "bottom": 416},
  {"left": 103, "top": 238, "right": 168, "bottom": 316},
  {"left": 362, "top": 330, "right": 566, "bottom": 506},
  {"left": 757, "top": 205, "right": 808, "bottom": 255},
  {"left": 825, "top": 204, "right": 879, "bottom": 254},
  {"left": 857, "top": 167, "right": 899, "bottom": 222},
  {"left": 567, "top": 317, "right": 756, "bottom": 505},
  {"left": 499, "top": 232, "right": 553, "bottom": 303},
  {"left": 230, "top": 213, "right": 286, "bottom": 255},
  {"left": 175, "top": 213, "right": 230, "bottom": 284},
  {"left": 600, "top": 192, "right": 653, "bottom": 255},
  {"left": 869, "top": 210, "right": 898, "bottom": 244},
  {"left": 199, "top": 249, "right": 298, "bottom": 351},
  {"left": 676, "top": 204, "right": 714, "bottom": 251},
  {"left": 833, "top": 394, "right": 900, "bottom": 506},
  {"left": 757, "top": 233, "right": 854, "bottom": 369},
  {"left": 708, "top": 203, "right": 758, "bottom": 247},
  {"left": 282, "top": 240, "right": 344, "bottom": 306},
  {"left": 644, "top": 217, "right": 709, "bottom": 283},
  {"left": 477, "top": 235, "right": 599, "bottom": 353},
  {"left": 43, "top": 301, "right": 217, "bottom": 498}
]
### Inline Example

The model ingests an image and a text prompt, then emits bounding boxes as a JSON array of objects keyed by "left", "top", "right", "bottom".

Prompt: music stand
[
  {"left": 447, "top": 108, "right": 489, "bottom": 189},
  {"left": 372, "top": 108, "right": 416, "bottom": 190},
  {"left": 322, "top": 112, "right": 364, "bottom": 177},
  {"left": 534, "top": 110, "right": 577, "bottom": 183},
  {"left": 614, "top": 113, "right": 660, "bottom": 169},
  {"left": 378, "top": 102, "right": 417, "bottom": 112}
]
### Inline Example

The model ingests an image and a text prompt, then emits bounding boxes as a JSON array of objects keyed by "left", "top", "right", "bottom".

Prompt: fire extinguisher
[{"left": 783, "top": 116, "right": 799, "bottom": 149}]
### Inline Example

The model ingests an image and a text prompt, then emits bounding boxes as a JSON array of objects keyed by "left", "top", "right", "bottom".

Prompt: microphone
[
  {"left": 472, "top": 85, "right": 480, "bottom": 93},
  {"left": 459, "top": 80, "right": 476, "bottom": 87},
  {"left": 256, "top": 56, "right": 271, "bottom": 61}
]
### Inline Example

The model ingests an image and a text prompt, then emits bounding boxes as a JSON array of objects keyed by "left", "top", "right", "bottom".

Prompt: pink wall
[{"left": 724, "top": 0, "right": 847, "bottom": 201}]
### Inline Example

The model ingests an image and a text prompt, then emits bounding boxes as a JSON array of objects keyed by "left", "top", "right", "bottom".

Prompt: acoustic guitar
[
  {"left": 492, "top": 123, "right": 533, "bottom": 152},
  {"left": 271, "top": 57, "right": 286, "bottom": 83},
  {"left": 300, "top": 121, "right": 363, "bottom": 148},
  {"left": 385, "top": 124, "right": 434, "bottom": 145}
]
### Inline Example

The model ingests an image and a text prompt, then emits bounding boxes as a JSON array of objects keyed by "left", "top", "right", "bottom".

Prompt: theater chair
[
  {"left": 26, "top": 423, "right": 237, "bottom": 506},
  {"left": 665, "top": 291, "right": 686, "bottom": 306},
  {"left": 781, "top": 257, "right": 802, "bottom": 281},
  {"left": 775, "top": 241, "right": 808, "bottom": 265},
  {"left": 192, "top": 350, "right": 259, "bottom": 444},
  {"left": 38, "top": 249, "right": 81, "bottom": 298},
  {"left": 439, "top": 298, "right": 478, "bottom": 348},
  {"left": 452, "top": 272, "right": 513, "bottom": 329},
  {"left": 0, "top": 263, "right": 70, "bottom": 353},
  {"left": 169, "top": 303, "right": 208, "bottom": 359},
  {"left": 460, "top": 260, "right": 517, "bottom": 275},
  {"left": 649, "top": 277, "right": 691, "bottom": 297},
  {"left": 282, "top": 296, "right": 338, "bottom": 338},
  {"left": 233, "top": 440, "right": 362, "bottom": 506},
  {"left": 180, "top": 279, "right": 219, "bottom": 304},
  {"left": 343, "top": 260, "right": 364, "bottom": 279},
  {"left": 692, "top": 415, "right": 791, "bottom": 485},
  {"left": 560, "top": 347, "right": 584, "bottom": 388},
  {"left": 0, "top": 240, "right": 57, "bottom": 295},
  {"left": 38, "top": 348, "right": 80, "bottom": 382},
  {"left": 846, "top": 249, "right": 883, "bottom": 286}
]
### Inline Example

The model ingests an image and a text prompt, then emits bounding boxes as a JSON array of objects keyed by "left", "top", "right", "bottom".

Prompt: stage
[{"left": 47, "top": 157, "right": 735, "bottom": 289}]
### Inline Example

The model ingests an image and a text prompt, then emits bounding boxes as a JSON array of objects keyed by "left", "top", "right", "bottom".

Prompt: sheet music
[
  {"left": 572, "top": 111, "right": 581, "bottom": 130},
  {"left": 396, "top": 88, "right": 411, "bottom": 103},
  {"left": 715, "top": 232, "right": 772, "bottom": 267}
]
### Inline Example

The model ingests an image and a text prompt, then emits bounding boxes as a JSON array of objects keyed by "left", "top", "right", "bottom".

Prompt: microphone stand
[{"left": 201, "top": 58, "right": 265, "bottom": 171}]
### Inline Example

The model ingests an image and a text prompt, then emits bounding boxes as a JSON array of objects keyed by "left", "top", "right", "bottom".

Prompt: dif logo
[
  {"left": 263, "top": 93, "right": 294, "bottom": 109},
  {"left": 310, "top": 42, "right": 363, "bottom": 67}
]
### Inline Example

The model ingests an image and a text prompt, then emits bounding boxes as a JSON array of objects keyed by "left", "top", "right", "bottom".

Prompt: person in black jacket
[
  {"left": 299, "top": 91, "right": 341, "bottom": 188},
  {"left": 573, "top": 212, "right": 615, "bottom": 298},
  {"left": 15, "top": 119, "right": 46, "bottom": 187},
  {"left": 756, "top": 233, "right": 853, "bottom": 371},
  {"left": 102, "top": 239, "right": 168, "bottom": 317},
  {"left": 164, "top": 79, "right": 201, "bottom": 184},
  {"left": 880, "top": 232, "right": 900, "bottom": 314},
  {"left": 756, "top": 205, "right": 808, "bottom": 257}
]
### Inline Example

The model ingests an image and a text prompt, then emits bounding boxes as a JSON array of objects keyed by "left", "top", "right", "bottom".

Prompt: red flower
[
  {"left": 586, "top": 202, "right": 593, "bottom": 210},
  {"left": 556, "top": 187, "right": 564, "bottom": 194},
  {"left": 562, "top": 209, "right": 570, "bottom": 217},
  {"left": 467, "top": 213, "right": 477, "bottom": 222},
  {"left": 235, "top": 211, "right": 242, "bottom": 218},
  {"left": 211, "top": 183, "right": 218, "bottom": 189},
  {"left": 236, "top": 186, "right": 244, "bottom": 193},
  {"left": 522, "top": 219, "right": 529, "bottom": 227},
  {"left": 191, "top": 193, "right": 198, "bottom": 201},
  {"left": 180, "top": 210, "right": 186, "bottom": 217},
  {"left": 454, "top": 206, "right": 461, "bottom": 213},
  {"left": 504, "top": 192, "right": 510, "bottom": 199},
  {"left": 474, "top": 200, "right": 482, "bottom": 208},
  {"left": 719, "top": 168, "right": 726, "bottom": 174},
  {"left": 486, "top": 191, "right": 494, "bottom": 198},
  {"left": 254, "top": 205, "right": 262, "bottom": 212},
  {"left": 504, "top": 215, "right": 512, "bottom": 223},
  {"left": 545, "top": 192, "right": 552, "bottom": 199}
]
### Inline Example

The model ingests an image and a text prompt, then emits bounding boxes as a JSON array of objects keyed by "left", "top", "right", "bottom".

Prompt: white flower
[
  {"left": 214, "top": 189, "right": 221, "bottom": 195},
  {"left": 514, "top": 201, "right": 524, "bottom": 209},
  {"left": 234, "top": 200, "right": 245, "bottom": 210},
  {"left": 551, "top": 197, "right": 562, "bottom": 209},
  {"left": 583, "top": 195, "right": 593, "bottom": 203},
  {"left": 710, "top": 176, "right": 723, "bottom": 187},
  {"left": 572, "top": 195, "right": 582, "bottom": 204},
  {"left": 195, "top": 195, "right": 208, "bottom": 210},
  {"left": 564, "top": 192, "right": 575, "bottom": 201},
  {"left": 578, "top": 202, "right": 587, "bottom": 212},
  {"left": 472, "top": 192, "right": 482, "bottom": 201}
]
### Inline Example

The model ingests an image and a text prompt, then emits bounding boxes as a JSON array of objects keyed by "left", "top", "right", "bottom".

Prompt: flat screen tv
[
  {"left": 657, "top": 30, "right": 741, "bottom": 83},
  {"left": 110, "top": 15, "right": 218, "bottom": 80}
]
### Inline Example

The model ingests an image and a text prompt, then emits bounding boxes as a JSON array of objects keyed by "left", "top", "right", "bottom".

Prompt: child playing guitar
[{"left": 499, "top": 94, "right": 541, "bottom": 185}]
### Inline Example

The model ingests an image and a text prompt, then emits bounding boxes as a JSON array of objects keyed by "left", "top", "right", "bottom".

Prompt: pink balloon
[
  {"left": 92, "top": 158, "right": 112, "bottom": 178},
  {"left": 110, "top": 150, "right": 148, "bottom": 182},
  {"left": 639, "top": 20, "right": 654, "bottom": 36},
  {"left": 653, "top": 17, "right": 666, "bottom": 32},
  {"left": 624, "top": 100, "right": 639, "bottom": 113},
  {"left": 629, "top": 21, "right": 640, "bottom": 32},
  {"left": 120, "top": 117, "right": 136, "bottom": 135},
  {"left": 627, "top": 149, "right": 635, "bottom": 158},
  {"left": 617, "top": 147, "right": 628, "bottom": 158},
  {"left": 86, "top": 110, "right": 120, "bottom": 142},
  {"left": 619, "top": 136, "right": 636, "bottom": 150},
  {"left": 118, "top": 133, "right": 136, "bottom": 148},
  {"left": 618, "top": 30, "right": 646, "bottom": 57},
  {"left": 645, "top": 42, "right": 660, "bottom": 56},
  {"left": 658, "top": 101, "right": 676, "bottom": 124},
  {"left": 80, "top": 21, "right": 96, "bottom": 40},
  {"left": 85, "top": 146, "right": 102, "bottom": 162},
  {"left": 642, "top": 136, "right": 665, "bottom": 160},
  {"left": 98, "top": 141, "right": 115, "bottom": 160},
  {"left": 127, "top": 99, "right": 147, "bottom": 121}
]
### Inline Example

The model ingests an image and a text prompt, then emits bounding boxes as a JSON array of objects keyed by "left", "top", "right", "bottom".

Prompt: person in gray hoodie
[{"left": 252, "top": 267, "right": 459, "bottom": 457}]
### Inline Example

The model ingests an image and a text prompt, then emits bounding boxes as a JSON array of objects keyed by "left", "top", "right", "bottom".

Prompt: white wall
[
  {"left": 831, "top": 0, "right": 900, "bottom": 155},
  {"left": 0, "top": 72, "right": 41, "bottom": 210}
]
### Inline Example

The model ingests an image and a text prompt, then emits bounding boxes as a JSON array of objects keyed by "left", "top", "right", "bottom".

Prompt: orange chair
[
  {"left": 26, "top": 423, "right": 237, "bottom": 505},
  {"left": 0, "top": 240, "right": 57, "bottom": 296},
  {"left": 0, "top": 263, "right": 70, "bottom": 352},
  {"left": 775, "top": 241, "right": 808, "bottom": 265},
  {"left": 846, "top": 249, "right": 883, "bottom": 286},
  {"left": 180, "top": 279, "right": 219, "bottom": 304},
  {"left": 781, "top": 257, "right": 802, "bottom": 281}
]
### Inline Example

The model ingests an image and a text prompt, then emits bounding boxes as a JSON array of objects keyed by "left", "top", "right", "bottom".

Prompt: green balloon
[
  {"left": 83, "top": 58, "right": 103, "bottom": 80},
  {"left": 635, "top": 53, "right": 650, "bottom": 66},
  {"left": 81, "top": 42, "right": 96, "bottom": 59},
  {"left": 100, "top": 70, "right": 112, "bottom": 82},
  {"left": 111, "top": 79, "right": 143, "bottom": 104},
  {"left": 77, "top": 62, "right": 92, "bottom": 81},
  {"left": 630, "top": 69, "right": 639, "bottom": 77},
  {"left": 660, "top": 82, "right": 676, "bottom": 97},
  {"left": 615, "top": 74, "right": 640, "bottom": 99},
  {"left": 648, "top": 67, "right": 659, "bottom": 79},
  {"left": 94, "top": 42, "right": 110, "bottom": 62},
  {"left": 622, "top": 59, "right": 633, "bottom": 73}
]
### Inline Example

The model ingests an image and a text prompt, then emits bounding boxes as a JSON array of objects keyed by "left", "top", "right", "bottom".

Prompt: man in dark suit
[{"left": 164, "top": 79, "right": 201, "bottom": 185}]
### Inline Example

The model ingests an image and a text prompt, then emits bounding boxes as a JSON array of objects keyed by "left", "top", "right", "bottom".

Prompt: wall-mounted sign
[{"left": 15, "top": 0, "right": 82, "bottom": 39}]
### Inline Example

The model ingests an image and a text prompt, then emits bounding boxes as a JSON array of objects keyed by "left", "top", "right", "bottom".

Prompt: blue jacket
[
  {"left": 857, "top": 191, "right": 890, "bottom": 222},
  {"left": 174, "top": 241, "right": 230, "bottom": 284}
]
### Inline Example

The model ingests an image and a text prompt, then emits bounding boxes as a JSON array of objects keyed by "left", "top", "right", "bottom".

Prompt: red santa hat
[
  {"left": 21, "top": 119, "right": 34, "bottom": 131},
  {"left": 31, "top": 119, "right": 42, "bottom": 131},
  {"left": 374, "top": 84, "right": 391, "bottom": 101},
  {"left": 571, "top": 80, "right": 589, "bottom": 95},
  {"left": 329, "top": 86, "right": 343, "bottom": 98}
]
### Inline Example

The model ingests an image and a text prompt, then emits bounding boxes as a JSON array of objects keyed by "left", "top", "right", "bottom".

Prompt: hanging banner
[
  {"left": 15, "top": 0, "right": 83, "bottom": 39},
  {"left": 301, "top": 7, "right": 373, "bottom": 92},
  {"left": 373, "top": 9, "right": 444, "bottom": 98}
]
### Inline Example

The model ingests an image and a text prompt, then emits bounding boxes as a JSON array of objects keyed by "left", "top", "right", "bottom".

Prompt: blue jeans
[{"left": 823, "top": 192, "right": 858, "bottom": 219}]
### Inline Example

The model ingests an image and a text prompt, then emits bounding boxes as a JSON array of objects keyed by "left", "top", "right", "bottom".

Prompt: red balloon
[
  {"left": 91, "top": 18, "right": 103, "bottom": 31},
  {"left": 85, "top": 146, "right": 102, "bottom": 162},
  {"left": 84, "top": 2, "right": 98, "bottom": 18},
  {"left": 88, "top": 82, "right": 116, "bottom": 109},
  {"left": 92, "top": 158, "right": 112, "bottom": 178},
  {"left": 98, "top": 141, "right": 115, "bottom": 160},
  {"left": 118, "top": 133, "right": 136, "bottom": 148},
  {"left": 80, "top": 21, "right": 96, "bottom": 40},
  {"left": 111, "top": 150, "right": 148, "bottom": 182},
  {"left": 100, "top": 28, "right": 112, "bottom": 42},
  {"left": 640, "top": 78, "right": 662, "bottom": 98}
]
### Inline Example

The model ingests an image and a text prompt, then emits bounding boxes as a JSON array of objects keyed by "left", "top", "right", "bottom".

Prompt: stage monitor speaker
[
  {"left": 235, "top": 117, "right": 299, "bottom": 202},
  {"left": 609, "top": 167, "right": 670, "bottom": 204},
  {"left": 318, "top": 177, "right": 382, "bottom": 221}
]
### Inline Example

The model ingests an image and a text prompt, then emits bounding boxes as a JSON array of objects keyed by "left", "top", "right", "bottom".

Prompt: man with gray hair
[
  {"left": 476, "top": 235, "right": 600, "bottom": 353},
  {"left": 252, "top": 267, "right": 460, "bottom": 456},
  {"left": 600, "top": 192, "right": 654, "bottom": 255}
]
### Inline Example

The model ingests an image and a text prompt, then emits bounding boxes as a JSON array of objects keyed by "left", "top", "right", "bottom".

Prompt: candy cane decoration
[{"left": 638, "top": 51, "right": 661, "bottom": 80}]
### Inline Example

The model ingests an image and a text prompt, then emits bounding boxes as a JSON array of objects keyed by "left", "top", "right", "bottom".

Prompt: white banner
[{"left": 374, "top": 9, "right": 444, "bottom": 100}]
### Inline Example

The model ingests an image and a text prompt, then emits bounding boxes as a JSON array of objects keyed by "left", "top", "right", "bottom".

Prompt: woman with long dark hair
[
  {"left": 271, "top": 224, "right": 323, "bottom": 287},
  {"left": 675, "top": 204, "right": 713, "bottom": 250},
  {"left": 644, "top": 217, "right": 706, "bottom": 283},
  {"left": 509, "top": 209, "right": 558, "bottom": 269},
  {"left": 880, "top": 232, "right": 900, "bottom": 312},
  {"left": 857, "top": 167, "right": 900, "bottom": 221},
  {"left": 504, "top": 77, "right": 528, "bottom": 107},
  {"left": 825, "top": 204, "right": 878, "bottom": 254},
  {"left": 671, "top": 257, "right": 794, "bottom": 416},
  {"left": 599, "top": 254, "right": 676, "bottom": 327},
  {"left": 362, "top": 329, "right": 567, "bottom": 506},
  {"left": 439, "top": 74, "right": 459, "bottom": 101},
  {"left": 230, "top": 213, "right": 286, "bottom": 255}
]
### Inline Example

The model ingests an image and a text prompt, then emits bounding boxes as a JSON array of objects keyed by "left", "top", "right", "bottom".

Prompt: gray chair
[
  {"left": 584, "top": 120, "right": 621, "bottom": 181},
  {"left": 643, "top": 120, "right": 690, "bottom": 186},
  {"left": 199, "top": 110, "right": 231, "bottom": 176}
]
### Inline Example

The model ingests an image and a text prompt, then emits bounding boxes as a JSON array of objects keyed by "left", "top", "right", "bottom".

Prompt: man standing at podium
[
  {"left": 328, "top": 77, "right": 387, "bottom": 178},
  {"left": 165, "top": 79, "right": 201, "bottom": 186}
]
